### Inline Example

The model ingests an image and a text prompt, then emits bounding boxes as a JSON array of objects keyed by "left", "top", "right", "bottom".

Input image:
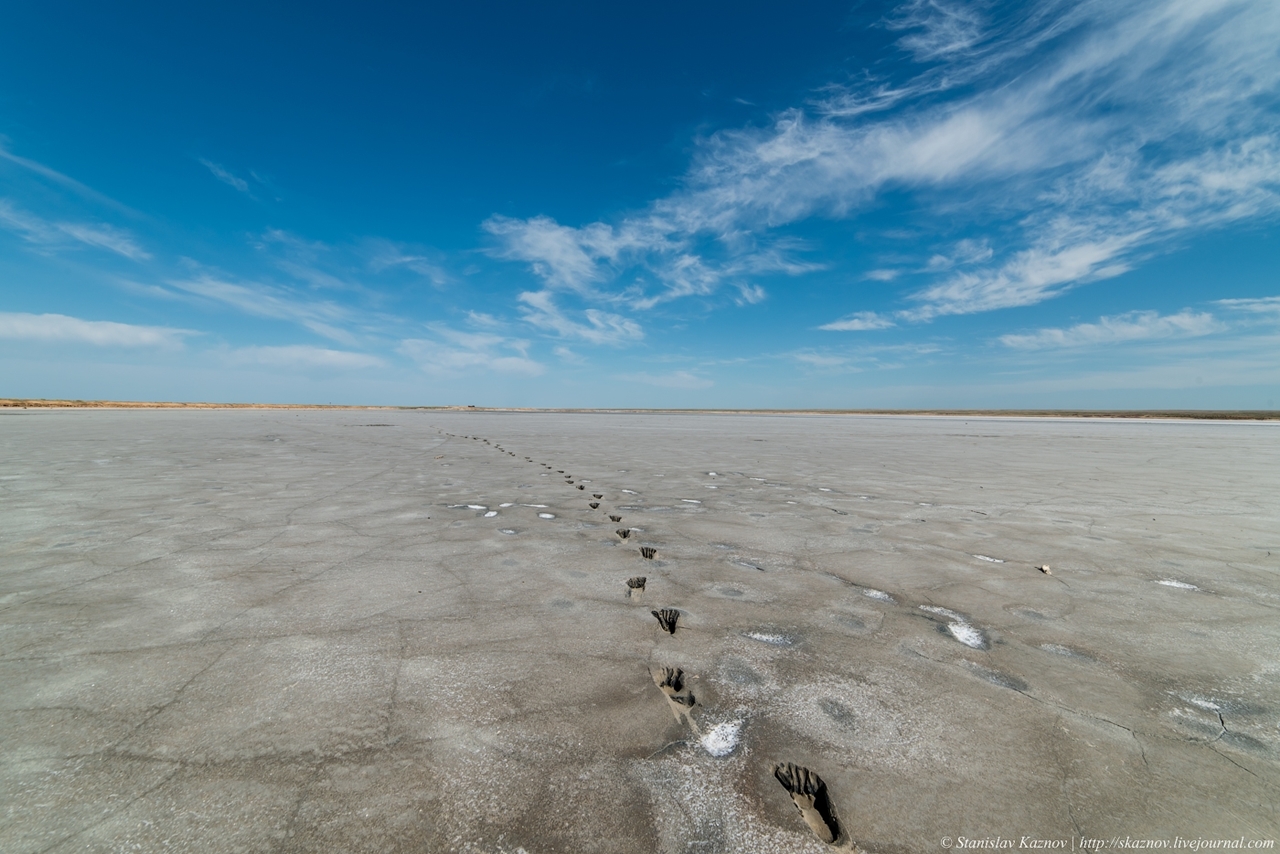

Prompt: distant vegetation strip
[{"left": 3, "top": 399, "right": 1277, "bottom": 419}]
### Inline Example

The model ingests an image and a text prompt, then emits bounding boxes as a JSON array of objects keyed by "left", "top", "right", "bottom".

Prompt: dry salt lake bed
[{"left": 2, "top": 409, "right": 1278, "bottom": 853}]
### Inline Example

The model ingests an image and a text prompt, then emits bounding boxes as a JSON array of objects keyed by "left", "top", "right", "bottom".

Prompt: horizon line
[{"left": 3, "top": 398, "right": 1278, "bottom": 420}]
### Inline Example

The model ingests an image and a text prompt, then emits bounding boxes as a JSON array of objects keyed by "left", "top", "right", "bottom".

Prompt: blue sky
[{"left": 1, "top": 0, "right": 1278, "bottom": 408}]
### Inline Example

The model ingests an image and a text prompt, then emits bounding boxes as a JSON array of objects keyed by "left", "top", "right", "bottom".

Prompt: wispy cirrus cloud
[
  {"left": 885, "top": 0, "right": 989, "bottom": 62},
  {"left": 484, "top": 215, "right": 642, "bottom": 295},
  {"left": 1216, "top": 296, "right": 1280, "bottom": 315},
  {"left": 166, "top": 274, "right": 357, "bottom": 344},
  {"left": 999, "top": 309, "right": 1225, "bottom": 350},
  {"left": 617, "top": 370, "right": 713, "bottom": 390},
  {"left": 0, "top": 312, "right": 191, "bottom": 347},
  {"left": 226, "top": 345, "right": 384, "bottom": 370},
  {"left": 399, "top": 325, "right": 543, "bottom": 376},
  {"left": 489, "top": 0, "right": 1280, "bottom": 336},
  {"left": 0, "top": 199, "right": 150, "bottom": 259},
  {"left": 0, "top": 143, "right": 138, "bottom": 215},
  {"left": 198, "top": 158, "right": 251, "bottom": 194},
  {"left": 820, "top": 311, "right": 896, "bottom": 331},
  {"left": 483, "top": 210, "right": 813, "bottom": 312},
  {"left": 517, "top": 290, "right": 643, "bottom": 345},
  {"left": 364, "top": 238, "right": 453, "bottom": 287},
  {"left": 793, "top": 352, "right": 858, "bottom": 369}
]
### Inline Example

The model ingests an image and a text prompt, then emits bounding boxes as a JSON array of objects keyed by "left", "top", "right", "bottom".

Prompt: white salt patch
[
  {"left": 973, "top": 554, "right": 1005, "bottom": 563},
  {"left": 622, "top": 489, "right": 638, "bottom": 494},
  {"left": 499, "top": 529, "right": 517, "bottom": 535},
  {"left": 786, "top": 500, "right": 798, "bottom": 504},
  {"left": 708, "top": 472, "right": 718, "bottom": 476},
  {"left": 1184, "top": 695, "right": 1221, "bottom": 711},
  {"left": 919, "top": 502, "right": 933, "bottom": 506},
  {"left": 538, "top": 513, "right": 555, "bottom": 519},
  {"left": 863, "top": 589, "right": 894, "bottom": 603},
  {"left": 484, "top": 511, "right": 498, "bottom": 517},
  {"left": 744, "top": 631, "right": 792, "bottom": 646},
  {"left": 947, "top": 623, "right": 986, "bottom": 649},
  {"left": 1040, "top": 643, "right": 1074, "bottom": 656},
  {"left": 706, "top": 485, "right": 718, "bottom": 488},
  {"left": 681, "top": 499, "right": 702, "bottom": 504},
  {"left": 750, "top": 477, "right": 766, "bottom": 481},
  {"left": 818, "top": 487, "right": 832, "bottom": 492},
  {"left": 920, "top": 605, "right": 965, "bottom": 621},
  {"left": 700, "top": 720, "right": 743, "bottom": 757},
  {"left": 521, "top": 504, "right": 548, "bottom": 508},
  {"left": 1157, "top": 579, "right": 1198, "bottom": 590},
  {"left": 499, "top": 502, "right": 514, "bottom": 507},
  {"left": 466, "top": 504, "right": 487, "bottom": 510}
]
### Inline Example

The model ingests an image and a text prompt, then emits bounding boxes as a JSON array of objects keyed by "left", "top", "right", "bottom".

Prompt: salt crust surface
[{"left": 6, "top": 410, "right": 1277, "bottom": 852}]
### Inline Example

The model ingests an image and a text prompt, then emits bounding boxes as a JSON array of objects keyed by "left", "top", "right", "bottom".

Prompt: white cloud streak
[
  {"left": 227, "top": 345, "right": 384, "bottom": 370},
  {"left": 0, "top": 312, "right": 191, "bottom": 347},
  {"left": 363, "top": 238, "right": 453, "bottom": 287},
  {"left": 199, "top": 158, "right": 251, "bottom": 194},
  {"left": 885, "top": 0, "right": 989, "bottom": 62},
  {"left": 0, "top": 199, "right": 150, "bottom": 259},
  {"left": 820, "top": 311, "right": 897, "bottom": 331},
  {"left": 399, "top": 326, "right": 544, "bottom": 376},
  {"left": 617, "top": 370, "right": 713, "bottom": 389},
  {"left": 1216, "top": 296, "right": 1280, "bottom": 315},
  {"left": 517, "top": 290, "right": 643, "bottom": 345},
  {"left": 166, "top": 275, "right": 357, "bottom": 344},
  {"left": 0, "top": 144, "right": 138, "bottom": 214},
  {"left": 999, "top": 309, "right": 1225, "bottom": 350}
]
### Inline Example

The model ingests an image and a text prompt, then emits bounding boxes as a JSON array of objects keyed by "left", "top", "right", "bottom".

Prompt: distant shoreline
[{"left": 3, "top": 398, "right": 1278, "bottom": 420}]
